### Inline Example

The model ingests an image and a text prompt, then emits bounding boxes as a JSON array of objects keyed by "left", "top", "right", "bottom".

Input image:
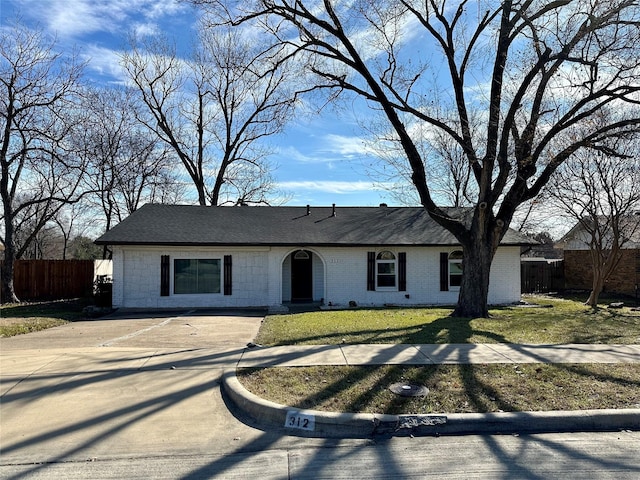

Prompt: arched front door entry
[{"left": 291, "top": 250, "right": 313, "bottom": 302}]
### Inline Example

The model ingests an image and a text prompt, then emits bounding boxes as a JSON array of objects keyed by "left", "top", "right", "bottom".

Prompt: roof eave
[{"left": 95, "top": 240, "right": 531, "bottom": 247}]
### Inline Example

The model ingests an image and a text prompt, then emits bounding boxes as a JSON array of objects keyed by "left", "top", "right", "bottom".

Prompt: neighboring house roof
[
  {"left": 556, "top": 214, "right": 640, "bottom": 250},
  {"left": 95, "top": 204, "right": 535, "bottom": 247}
]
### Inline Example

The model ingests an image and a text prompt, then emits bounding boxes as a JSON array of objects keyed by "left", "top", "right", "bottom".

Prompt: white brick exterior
[{"left": 111, "top": 245, "right": 522, "bottom": 309}]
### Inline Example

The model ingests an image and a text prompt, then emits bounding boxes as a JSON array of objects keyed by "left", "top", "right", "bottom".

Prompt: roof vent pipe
[
  {"left": 332, "top": 203, "right": 336, "bottom": 217},
  {"left": 306, "top": 205, "right": 311, "bottom": 215},
  {"left": 379, "top": 203, "right": 388, "bottom": 208}
]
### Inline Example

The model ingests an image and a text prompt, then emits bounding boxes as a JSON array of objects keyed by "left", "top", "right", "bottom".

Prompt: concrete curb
[{"left": 222, "top": 370, "right": 640, "bottom": 438}]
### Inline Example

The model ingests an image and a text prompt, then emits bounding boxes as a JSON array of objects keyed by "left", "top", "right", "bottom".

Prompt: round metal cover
[{"left": 389, "top": 382, "right": 429, "bottom": 397}]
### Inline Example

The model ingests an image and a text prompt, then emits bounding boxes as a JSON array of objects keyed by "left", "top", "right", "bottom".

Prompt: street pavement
[{"left": 1, "top": 309, "right": 639, "bottom": 479}]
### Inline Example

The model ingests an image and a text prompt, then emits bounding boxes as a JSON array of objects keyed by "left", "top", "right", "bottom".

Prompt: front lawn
[
  {"left": 0, "top": 300, "right": 89, "bottom": 337},
  {"left": 238, "top": 364, "right": 640, "bottom": 414},
  {"left": 255, "top": 295, "right": 640, "bottom": 346},
  {"left": 240, "top": 295, "right": 640, "bottom": 414}
]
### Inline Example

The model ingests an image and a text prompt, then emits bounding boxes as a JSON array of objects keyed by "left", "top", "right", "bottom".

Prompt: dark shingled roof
[{"left": 95, "top": 204, "right": 534, "bottom": 247}]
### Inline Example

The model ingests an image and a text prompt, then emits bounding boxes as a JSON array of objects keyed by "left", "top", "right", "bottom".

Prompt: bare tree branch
[
  {"left": 1, "top": 21, "right": 86, "bottom": 302},
  {"left": 196, "top": 0, "right": 640, "bottom": 316},
  {"left": 121, "top": 21, "right": 295, "bottom": 206}
]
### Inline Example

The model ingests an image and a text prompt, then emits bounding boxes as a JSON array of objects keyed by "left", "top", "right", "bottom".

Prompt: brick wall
[
  {"left": 112, "top": 247, "right": 272, "bottom": 309},
  {"left": 277, "top": 246, "right": 521, "bottom": 307},
  {"left": 564, "top": 249, "right": 640, "bottom": 296},
  {"left": 111, "top": 245, "right": 524, "bottom": 309}
]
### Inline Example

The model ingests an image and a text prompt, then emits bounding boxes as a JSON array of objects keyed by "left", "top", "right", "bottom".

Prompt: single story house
[
  {"left": 95, "top": 204, "right": 534, "bottom": 310},
  {"left": 556, "top": 215, "right": 640, "bottom": 296}
]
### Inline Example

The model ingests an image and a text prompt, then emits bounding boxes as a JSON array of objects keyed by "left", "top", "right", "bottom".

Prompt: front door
[{"left": 291, "top": 250, "right": 313, "bottom": 302}]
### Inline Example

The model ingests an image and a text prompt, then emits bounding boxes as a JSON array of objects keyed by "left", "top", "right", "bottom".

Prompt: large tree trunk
[
  {"left": 196, "top": 183, "right": 207, "bottom": 206},
  {"left": 449, "top": 205, "right": 504, "bottom": 318},
  {"left": 452, "top": 234, "right": 495, "bottom": 318},
  {"left": 1, "top": 258, "right": 19, "bottom": 304},
  {"left": 1, "top": 193, "right": 20, "bottom": 303},
  {"left": 585, "top": 260, "right": 604, "bottom": 307},
  {"left": 1, "top": 242, "right": 19, "bottom": 304}
]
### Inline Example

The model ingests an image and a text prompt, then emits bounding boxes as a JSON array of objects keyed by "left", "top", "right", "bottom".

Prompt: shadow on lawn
[
  {"left": 0, "top": 299, "right": 90, "bottom": 321},
  {"left": 2, "top": 333, "right": 637, "bottom": 479},
  {"left": 246, "top": 315, "right": 522, "bottom": 415},
  {"left": 244, "top": 313, "right": 640, "bottom": 417},
  {"left": 339, "top": 315, "right": 517, "bottom": 414}
]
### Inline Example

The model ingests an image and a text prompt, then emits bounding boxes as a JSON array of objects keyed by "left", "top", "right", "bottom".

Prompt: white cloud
[
  {"left": 278, "top": 146, "right": 333, "bottom": 164},
  {"left": 144, "top": 0, "right": 186, "bottom": 20},
  {"left": 349, "top": 7, "right": 424, "bottom": 62},
  {"left": 81, "top": 45, "right": 128, "bottom": 84},
  {"left": 323, "top": 134, "right": 375, "bottom": 157},
  {"left": 50, "top": 0, "right": 113, "bottom": 37},
  {"left": 277, "top": 180, "right": 387, "bottom": 194},
  {"left": 132, "top": 22, "right": 160, "bottom": 38},
  {"left": 15, "top": 0, "right": 188, "bottom": 38},
  {"left": 279, "top": 133, "right": 376, "bottom": 164}
]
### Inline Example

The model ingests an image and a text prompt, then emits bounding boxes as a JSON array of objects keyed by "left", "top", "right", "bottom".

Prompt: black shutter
[
  {"left": 367, "top": 251, "right": 376, "bottom": 291},
  {"left": 161, "top": 255, "right": 170, "bottom": 296},
  {"left": 439, "top": 252, "right": 449, "bottom": 291},
  {"left": 398, "top": 252, "right": 407, "bottom": 291},
  {"left": 224, "top": 255, "right": 232, "bottom": 295}
]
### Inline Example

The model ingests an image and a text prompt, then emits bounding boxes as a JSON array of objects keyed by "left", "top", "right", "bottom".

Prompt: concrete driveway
[
  {"left": 1, "top": 309, "right": 334, "bottom": 467},
  {"left": 0, "top": 309, "right": 266, "bottom": 351},
  {"left": 3, "top": 311, "right": 640, "bottom": 479}
]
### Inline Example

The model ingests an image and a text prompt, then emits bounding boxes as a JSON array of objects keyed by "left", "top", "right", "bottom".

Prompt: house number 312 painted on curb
[{"left": 285, "top": 411, "right": 315, "bottom": 431}]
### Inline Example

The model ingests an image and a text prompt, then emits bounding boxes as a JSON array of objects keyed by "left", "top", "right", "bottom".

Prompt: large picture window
[{"left": 174, "top": 259, "right": 221, "bottom": 294}]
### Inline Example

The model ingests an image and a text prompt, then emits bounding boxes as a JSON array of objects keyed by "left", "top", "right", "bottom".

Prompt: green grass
[
  {"left": 0, "top": 300, "right": 88, "bottom": 337},
  {"left": 238, "top": 363, "right": 640, "bottom": 414},
  {"left": 242, "top": 295, "right": 640, "bottom": 414},
  {"left": 255, "top": 295, "right": 640, "bottom": 346}
]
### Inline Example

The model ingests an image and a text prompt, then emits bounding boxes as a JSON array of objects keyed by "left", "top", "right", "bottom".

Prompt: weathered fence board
[
  {"left": 521, "top": 259, "right": 565, "bottom": 293},
  {"left": 13, "top": 260, "right": 95, "bottom": 300}
]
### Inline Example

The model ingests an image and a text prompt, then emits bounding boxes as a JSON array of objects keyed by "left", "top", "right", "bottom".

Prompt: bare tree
[
  {"left": 203, "top": 0, "right": 640, "bottom": 317},
  {"left": 67, "top": 235, "right": 103, "bottom": 260},
  {"left": 1, "top": 22, "right": 86, "bottom": 302},
  {"left": 53, "top": 202, "right": 97, "bottom": 260},
  {"left": 550, "top": 128, "right": 640, "bottom": 307},
  {"left": 12, "top": 199, "right": 64, "bottom": 259},
  {"left": 121, "top": 21, "right": 295, "bottom": 206},
  {"left": 77, "top": 86, "right": 184, "bottom": 257},
  {"left": 368, "top": 118, "right": 476, "bottom": 207}
]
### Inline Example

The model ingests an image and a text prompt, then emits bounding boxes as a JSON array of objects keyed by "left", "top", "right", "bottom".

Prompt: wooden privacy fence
[
  {"left": 13, "top": 260, "right": 95, "bottom": 301},
  {"left": 521, "top": 259, "right": 565, "bottom": 293}
]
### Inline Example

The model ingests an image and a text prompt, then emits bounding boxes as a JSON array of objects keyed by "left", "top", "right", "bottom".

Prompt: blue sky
[{"left": 3, "top": 0, "right": 403, "bottom": 207}]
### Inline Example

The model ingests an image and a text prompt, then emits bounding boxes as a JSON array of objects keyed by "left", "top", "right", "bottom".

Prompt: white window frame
[
  {"left": 376, "top": 250, "right": 397, "bottom": 291},
  {"left": 448, "top": 250, "right": 463, "bottom": 290}
]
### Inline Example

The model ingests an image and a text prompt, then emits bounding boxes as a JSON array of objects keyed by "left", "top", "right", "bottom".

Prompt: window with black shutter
[
  {"left": 161, "top": 255, "right": 170, "bottom": 296},
  {"left": 224, "top": 255, "right": 232, "bottom": 295},
  {"left": 367, "top": 251, "right": 375, "bottom": 291},
  {"left": 398, "top": 252, "right": 407, "bottom": 291},
  {"left": 439, "top": 252, "right": 449, "bottom": 291}
]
